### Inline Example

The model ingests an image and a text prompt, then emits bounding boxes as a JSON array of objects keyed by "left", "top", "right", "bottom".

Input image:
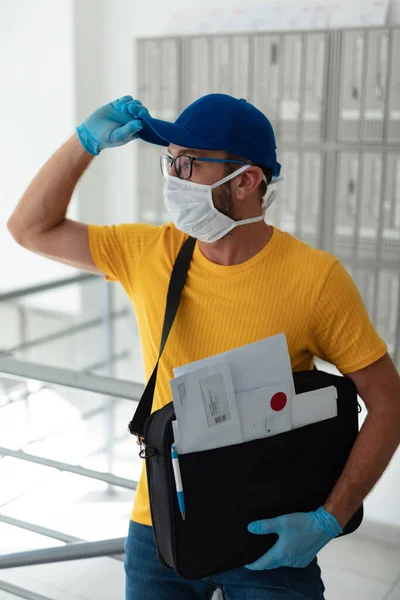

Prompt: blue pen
[{"left": 171, "top": 445, "right": 186, "bottom": 520}]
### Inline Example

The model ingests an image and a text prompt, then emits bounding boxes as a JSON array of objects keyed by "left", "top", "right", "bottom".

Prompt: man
[{"left": 7, "top": 94, "right": 400, "bottom": 600}]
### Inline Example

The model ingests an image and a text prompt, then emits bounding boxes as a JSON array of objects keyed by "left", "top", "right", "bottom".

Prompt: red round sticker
[{"left": 270, "top": 392, "right": 287, "bottom": 412}]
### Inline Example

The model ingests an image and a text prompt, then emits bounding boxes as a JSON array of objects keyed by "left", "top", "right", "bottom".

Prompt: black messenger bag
[{"left": 128, "top": 236, "right": 363, "bottom": 580}]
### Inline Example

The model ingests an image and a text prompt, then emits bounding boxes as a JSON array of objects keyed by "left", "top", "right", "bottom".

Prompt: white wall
[{"left": 0, "top": 0, "right": 80, "bottom": 313}]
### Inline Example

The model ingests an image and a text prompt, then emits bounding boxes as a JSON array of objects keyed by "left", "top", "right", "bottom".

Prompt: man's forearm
[
  {"left": 323, "top": 408, "right": 400, "bottom": 528},
  {"left": 7, "top": 133, "right": 94, "bottom": 240}
]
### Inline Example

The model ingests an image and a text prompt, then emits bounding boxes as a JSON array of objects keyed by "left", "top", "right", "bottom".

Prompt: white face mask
[{"left": 163, "top": 165, "right": 281, "bottom": 244}]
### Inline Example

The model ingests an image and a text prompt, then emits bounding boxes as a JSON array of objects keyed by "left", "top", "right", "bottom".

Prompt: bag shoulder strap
[{"left": 128, "top": 236, "right": 196, "bottom": 437}]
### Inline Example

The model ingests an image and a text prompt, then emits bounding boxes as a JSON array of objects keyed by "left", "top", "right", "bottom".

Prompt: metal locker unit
[
  {"left": 136, "top": 27, "right": 400, "bottom": 365},
  {"left": 183, "top": 34, "right": 251, "bottom": 107},
  {"left": 267, "top": 151, "right": 323, "bottom": 248},
  {"left": 137, "top": 37, "right": 182, "bottom": 120}
]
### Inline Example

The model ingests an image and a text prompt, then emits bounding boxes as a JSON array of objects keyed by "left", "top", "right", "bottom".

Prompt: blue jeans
[{"left": 124, "top": 521, "right": 326, "bottom": 599}]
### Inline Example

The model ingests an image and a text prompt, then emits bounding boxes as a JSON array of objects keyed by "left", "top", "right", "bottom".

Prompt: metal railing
[
  {"left": 0, "top": 359, "right": 141, "bottom": 570},
  {"left": 0, "top": 274, "right": 97, "bottom": 304},
  {"left": 0, "top": 274, "right": 142, "bottom": 579}
]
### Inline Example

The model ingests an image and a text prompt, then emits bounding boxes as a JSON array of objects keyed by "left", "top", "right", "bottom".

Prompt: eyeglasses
[{"left": 160, "top": 154, "right": 248, "bottom": 180}]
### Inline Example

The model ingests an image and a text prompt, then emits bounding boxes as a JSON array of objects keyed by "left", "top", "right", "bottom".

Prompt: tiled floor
[
  {"left": 318, "top": 534, "right": 400, "bottom": 600},
  {"left": 1, "top": 528, "right": 400, "bottom": 599}
]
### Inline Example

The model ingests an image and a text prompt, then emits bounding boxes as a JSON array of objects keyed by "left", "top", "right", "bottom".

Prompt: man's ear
[{"left": 235, "top": 167, "right": 264, "bottom": 199}]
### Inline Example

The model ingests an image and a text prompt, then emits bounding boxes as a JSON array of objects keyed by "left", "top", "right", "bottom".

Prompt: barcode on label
[
  {"left": 215, "top": 415, "right": 227, "bottom": 424},
  {"left": 200, "top": 373, "right": 231, "bottom": 428}
]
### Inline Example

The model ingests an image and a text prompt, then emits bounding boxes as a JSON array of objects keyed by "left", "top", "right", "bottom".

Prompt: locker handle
[
  {"left": 348, "top": 180, "right": 356, "bottom": 194},
  {"left": 271, "top": 43, "right": 278, "bottom": 65}
]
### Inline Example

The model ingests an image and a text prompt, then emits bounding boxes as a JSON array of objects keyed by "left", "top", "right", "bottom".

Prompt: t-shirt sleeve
[
  {"left": 88, "top": 222, "right": 160, "bottom": 295},
  {"left": 308, "top": 260, "right": 388, "bottom": 374}
]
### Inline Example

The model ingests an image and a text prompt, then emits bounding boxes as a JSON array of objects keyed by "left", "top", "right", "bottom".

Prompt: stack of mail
[{"left": 170, "top": 333, "right": 338, "bottom": 454}]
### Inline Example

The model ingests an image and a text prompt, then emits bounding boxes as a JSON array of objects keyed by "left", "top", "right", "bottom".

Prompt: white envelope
[
  {"left": 169, "top": 362, "right": 243, "bottom": 454},
  {"left": 236, "top": 382, "right": 292, "bottom": 442},
  {"left": 292, "top": 386, "right": 338, "bottom": 429},
  {"left": 173, "top": 333, "right": 296, "bottom": 398}
]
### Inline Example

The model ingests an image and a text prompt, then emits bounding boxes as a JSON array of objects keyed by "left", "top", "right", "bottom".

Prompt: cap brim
[{"left": 138, "top": 116, "right": 220, "bottom": 151}]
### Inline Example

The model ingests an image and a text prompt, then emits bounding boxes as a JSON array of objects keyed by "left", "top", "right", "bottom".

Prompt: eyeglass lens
[{"left": 161, "top": 155, "right": 192, "bottom": 179}]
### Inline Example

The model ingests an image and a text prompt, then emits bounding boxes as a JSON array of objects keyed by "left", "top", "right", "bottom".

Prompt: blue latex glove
[
  {"left": 245, "top": 506, "right": 343, "bottom": 570},
  {"left": 76, "top": 96, "right": 150, "bottom": 156}
]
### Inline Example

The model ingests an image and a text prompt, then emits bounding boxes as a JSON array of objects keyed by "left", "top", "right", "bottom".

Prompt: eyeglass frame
[{"left": 160, "top": 154, "right": 248, "bottom": 180}]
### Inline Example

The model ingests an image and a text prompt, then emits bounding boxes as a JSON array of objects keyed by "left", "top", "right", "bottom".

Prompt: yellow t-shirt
[{"left": 88, "top": 222, "right": 388, "bottom": 526}]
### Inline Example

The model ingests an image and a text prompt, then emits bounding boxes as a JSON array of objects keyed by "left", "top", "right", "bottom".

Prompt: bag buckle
[
  {"left": 136, "top": 435, "right": 156, "bottom": 459},
  {"left": 136, "top": 435, "right": 145, "bottom": 458}
]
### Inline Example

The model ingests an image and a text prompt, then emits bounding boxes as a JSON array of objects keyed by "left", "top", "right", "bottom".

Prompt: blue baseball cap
[{"left": 137, "top": 93, "right": 281, "bottom": 178}]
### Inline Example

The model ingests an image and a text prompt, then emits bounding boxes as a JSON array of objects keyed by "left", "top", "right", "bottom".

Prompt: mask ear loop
[
  {"left": 261, "top": 176, "right": 284, "bottom": 212},
  {"left": 263, "top": 190, "right": 277, "bottom": 211},
  {"left": 209, "top": 164, "right": 251, "bottom": 189}
]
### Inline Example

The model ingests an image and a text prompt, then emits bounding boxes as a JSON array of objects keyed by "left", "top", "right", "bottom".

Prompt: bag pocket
[
  {"left": 144, "top": 404, "right": 177, "bottom": 570},
  {"left": 171, "top": 414, "right": 362, "bottom": 579}
]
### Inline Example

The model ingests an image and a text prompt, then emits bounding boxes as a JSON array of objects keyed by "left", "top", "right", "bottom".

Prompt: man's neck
[{"left": 197, "top": 222, "right": 273, "bottom": 266}]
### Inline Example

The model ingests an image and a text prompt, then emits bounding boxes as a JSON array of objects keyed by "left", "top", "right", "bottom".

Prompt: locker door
[
  {"left": 230, "top": 35, "right": 251, "bottom": 98},
  {"left": 338, "top": 30, "right": 365, "bottom": 142},
  {"left": 298, "top": 153, "right": 324, "bottom": 247},
  {"left": 302, "top": 33, "right": 329, "bottom": 142},
  {"left": 334, "top": 152, "right": 360, "bottom": 258},
  {"left": 357, "top": 153, "right": 383, "bottom": 260},
  {"left": 137, "top": 38, "right": 181, "bottom": 120},
  {"left": 388, "top": 28, "right": 400, "bottom": 142},
  {"left": 183, "top": 36, "right": 213, "bottom": 107},
  {"left": 361, "top": 29, "right": 389, "bottom": 142},
  {"left": 252, "top": 34, "right": 280, "bottom": 130},
  {"left": 279, "top": 34, "right": 303, "bottom": 141},
  {"left": 212, "top": 35, "right": 250, "bottom": 98}
]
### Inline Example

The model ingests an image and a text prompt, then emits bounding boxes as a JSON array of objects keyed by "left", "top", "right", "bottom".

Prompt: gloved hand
[
  {"left": 76, "top": 96, "right": 150, "bottom": 156},
  {"left": 245, "top": 506, "right": 343, "bottom": 570}
]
